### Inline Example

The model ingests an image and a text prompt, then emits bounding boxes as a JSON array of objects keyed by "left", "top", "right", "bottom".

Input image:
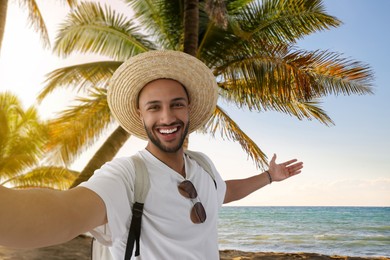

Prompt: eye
[
  {"left": 172, "top": 102, "right": 186, "bottom": 108},
  {"left": 146, "top": 104, "right": 160, "bottom": 111}
]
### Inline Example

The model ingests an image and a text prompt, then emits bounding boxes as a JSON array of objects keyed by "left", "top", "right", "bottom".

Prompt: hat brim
[{"left": 107, "top": 50, "right": 218, "bottom": 140}]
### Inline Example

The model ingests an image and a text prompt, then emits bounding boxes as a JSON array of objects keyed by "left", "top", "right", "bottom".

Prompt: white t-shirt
[{"left": 80, "top": 149, "right": 226, "bottom": 260}]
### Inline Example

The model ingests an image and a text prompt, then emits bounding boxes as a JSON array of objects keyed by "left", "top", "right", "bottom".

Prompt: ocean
[{"left": 218, "top": 206, "right": 390, "bottom": 258}]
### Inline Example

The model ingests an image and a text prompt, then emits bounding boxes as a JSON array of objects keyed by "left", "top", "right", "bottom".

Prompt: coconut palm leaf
[
  {"left": 37, "top": 61, "right": 122, "bottom": 101},
  {"left": 220, "top": 80, "right": 335, "bottom": 126},
  {"left": 45, "top": 87, "right": 111, "bottom": 165},
  {"left": 40, "top": 0, "right": 374, "bottom": 177},
  {"left": 269, "top": 99, "right": 335, "bottom": 126},
  {"left": 216, "top": 46, "right": 373, "bottom": 113},
  {"left": 234, "top": 0, "right": 341, "bottom": 45},
  {"left": 283, "top": 99, "right": 334, "bottom": 125},
  {"left": 1, "top": 92, "right": 75, "bottom": 189},
  {"left": 200, "top": 105, "right": 268, "bottom": 169},
  {"left": 1, "top": 166, "right": 79, "bottom": 190},
  {"left": 125, "top": 0, "right": 248, "bottom": 49},
  {"left": 126, "top": 0, "right": 183, "bottom": 49},
  {"left": 301, "top": 50, "right": 374, "bottom": 95},
  {"left": 0, "top": 92, "right": 48, "bottom": 178},
  {"left": 54, "top": 1, "right": 153, "bottom": 59},
  {"left": 17, "top": 0, "right": 50, "bottom": 48},
  {"left": 198, "top": 0, "right": 341, "bottom": 61}
]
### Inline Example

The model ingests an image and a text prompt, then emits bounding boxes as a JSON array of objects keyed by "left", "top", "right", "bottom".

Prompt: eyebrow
[
  {"left": 144, "top": 97, "right": 188, "bottom": 106},
  {"left": 137, "top": 82, "right": 190, "bottom": 108}
]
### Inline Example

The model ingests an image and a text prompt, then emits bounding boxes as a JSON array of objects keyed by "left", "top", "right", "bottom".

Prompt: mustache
[{"left": 154, "top": 120, "right": 184, "bottom": 128}]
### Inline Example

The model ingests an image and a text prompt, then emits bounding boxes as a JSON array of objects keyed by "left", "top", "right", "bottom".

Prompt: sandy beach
[{"left": 0, "top": 235, "right": 389, "bottom": 260}]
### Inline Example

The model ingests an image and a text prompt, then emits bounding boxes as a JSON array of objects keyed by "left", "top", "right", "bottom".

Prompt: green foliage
[
  {"left": 39, "top": 0, "right": 374, "bottom": 170},
  {"left": 55, "top": 1, "right": 151, "bottom": 59},
  {"left": 0, "top": 92, "right": 78, "bottom": 189},
  {"left": 45, "top": 88, "right": 112, "bottom": 165}
]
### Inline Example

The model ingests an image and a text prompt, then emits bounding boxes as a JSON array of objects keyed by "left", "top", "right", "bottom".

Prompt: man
[{"left": 0, "top": 50, "right": 303, "bottom": 259}]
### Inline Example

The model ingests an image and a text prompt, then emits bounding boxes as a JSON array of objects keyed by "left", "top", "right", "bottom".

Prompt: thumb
[{"left": 270, "top": 153, "right": 277, "bottom": 165}]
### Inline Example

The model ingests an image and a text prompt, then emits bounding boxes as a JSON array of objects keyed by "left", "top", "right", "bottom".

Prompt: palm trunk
[
  {"left": 183, "top": 0, "right": 199, "bottom": 56},
  {"left": 69, "top": 126, "right": 130, "bottom": 188},
  {"left": 0, "top": 0, "right": 9, "bottom": 53},
  {"left": 183, "top": 0, "right": 200, "bottom": 149}
]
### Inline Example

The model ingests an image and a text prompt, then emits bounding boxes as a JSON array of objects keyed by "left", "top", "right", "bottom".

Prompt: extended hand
[{"left": 268, "top": 154, "right": 303, "bottom": 182}]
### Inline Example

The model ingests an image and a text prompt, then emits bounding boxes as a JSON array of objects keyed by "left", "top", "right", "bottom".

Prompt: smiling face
[{"left": 138, "top": 79, "right": 190, "bottom": 154}]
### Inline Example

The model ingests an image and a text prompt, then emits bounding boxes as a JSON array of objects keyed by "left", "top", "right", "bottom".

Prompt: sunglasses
[{"left": 178, "top": 180, "right": 206, "bottom": 224}]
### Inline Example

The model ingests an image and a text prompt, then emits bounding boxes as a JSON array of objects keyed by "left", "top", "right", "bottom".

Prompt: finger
[
  {"left": 288, "top": 162, "right": 303, "bottom": 170},
  {"left": 282, "top": 159, "right": 298, "bottom": 166},
  {"left": 286, "top": 167, "right": 302, "bottom": 176},
  {"left": 289, "top": 170, "right": 302, "bottom": 177},
  {"left": 287, "top": 163, "right": 303, "bottom": 172}
]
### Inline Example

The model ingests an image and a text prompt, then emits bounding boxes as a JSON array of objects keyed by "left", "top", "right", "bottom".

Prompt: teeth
[{"left": 159, "top": 127, "right": 177, "bottom": 134}]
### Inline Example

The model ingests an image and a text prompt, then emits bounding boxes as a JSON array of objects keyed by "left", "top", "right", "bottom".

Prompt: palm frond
[
  {"left": 199, "top": 0, "right": 341, "bottom": 66},
  {"left": 234, "top": 0, "right": 341, "bottom": 44},
  {"left": 45, "top": 88, "right": 112, "bottom": 165},
  {"left": 0, "top": 109, "right": 8, "bottom": 151},
  {"left": 216, "top": 44, "right": 303, "bottom": 104},
  {"left": 295, "top": 50, "right": 374, "bottom": 96},
  {"left": 63, "top": 0, "right": 78, "bottom": 8},
  {"left": 54, "top": 1, "right": 153, "bottom": 59},
  {"left": 219, "top": 74, "right": 337, "bottom": 124},
  {"left": 271, "top": 98, "right": 335, "bottom": 126},
  {"left": 127, "top": 0, "right": 184, "bottom": 49},
  {"left": 37, "top": 61, "right": 122, "bottom": 101},
  {"left": 225, "top": 0, "right": 254, "bottom": 13},
  {"left": 36, "top": 0, "right": 374, "bottom": 174},
  {"left": 216, "top": 46, "right": 374, "bottom": 116},
  {"left": 0, "top": 92, "right": 19, "bottom": 150},
  {"left": 2, "top": 166, "right": 79, "bottom": 190},
  {"left": 17, "top": 0, "right": 50, "bottom": 48},
  {"left": 200, "top": 105, "right": 268, "bottom": 169},
  {"left": 0, "top": 92, "right": 48, "bottom": 178}
]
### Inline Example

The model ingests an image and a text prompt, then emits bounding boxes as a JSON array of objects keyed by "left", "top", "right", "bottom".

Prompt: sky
[{"left": 0, "top": 0, "right": 389, "bottom": 206}]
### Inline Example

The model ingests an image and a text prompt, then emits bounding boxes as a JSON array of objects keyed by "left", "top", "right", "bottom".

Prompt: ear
[{"left": 137, "top": 109, "right": 143, "bottom": 121}]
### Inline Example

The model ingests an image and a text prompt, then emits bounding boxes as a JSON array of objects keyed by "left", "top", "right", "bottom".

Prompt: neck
[{"left": 145, "top": 144, "right": 186, "bottom": 177}]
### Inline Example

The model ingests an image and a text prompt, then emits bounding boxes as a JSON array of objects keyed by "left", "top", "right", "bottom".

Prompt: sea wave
[{"left": 218, "top": 206, "right": 390, "bottom": 257}]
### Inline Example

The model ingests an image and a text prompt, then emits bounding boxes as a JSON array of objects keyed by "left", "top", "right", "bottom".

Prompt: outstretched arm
[
  {"left": 0, "top": 185, "right": 107, "bottom": 248},
  {"left": 224, "top": 154, "right": 303, "bottom": 204}
]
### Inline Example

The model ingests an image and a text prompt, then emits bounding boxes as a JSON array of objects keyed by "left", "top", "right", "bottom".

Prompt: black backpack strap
[
  {"left": 124, "top": 155, "right": 150, "bottom": 259},
  {"left": 124, "top": 202, "right": 144, "bottom": 258}
]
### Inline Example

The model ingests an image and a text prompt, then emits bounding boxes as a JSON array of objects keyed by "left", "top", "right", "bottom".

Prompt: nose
[{"left": 159, "top": 106, "right": 176, "bottom": 125}]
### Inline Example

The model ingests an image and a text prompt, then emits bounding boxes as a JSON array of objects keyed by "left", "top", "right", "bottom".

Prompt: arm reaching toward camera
[{"left": 0, "top": 185, "right": 107, "bottom": 248}]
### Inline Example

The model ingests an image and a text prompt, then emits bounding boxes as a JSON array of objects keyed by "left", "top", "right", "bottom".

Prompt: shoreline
[
  {"left": 220, "top": 249, "right": 390, "bottom": 260},
  {"left": 0, "top": 236, "right": 388, "bottom": 260}
]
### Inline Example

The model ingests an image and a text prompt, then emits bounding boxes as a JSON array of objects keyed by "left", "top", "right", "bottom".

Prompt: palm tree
[
  {"left": 183, "top": 0, "right": 229, "bottom": 55},
  {"left": 0, "top": 0, "right": 77, "bottom": 53},
  {"left": 0, "top": 92, "right": 78, "bottom": 189},
  {"left": 38, "top": 0, "right": 373, "bottom": 187}
]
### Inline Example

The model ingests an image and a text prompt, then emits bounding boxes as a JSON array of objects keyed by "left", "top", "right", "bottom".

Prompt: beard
[{"left": 144, "top": 120, "right": 190, "bottom": 153}]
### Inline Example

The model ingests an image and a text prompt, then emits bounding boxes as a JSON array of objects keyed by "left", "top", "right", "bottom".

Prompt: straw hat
[{"left": 107, "top": 50, "right": 218, "bottom": 140}]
